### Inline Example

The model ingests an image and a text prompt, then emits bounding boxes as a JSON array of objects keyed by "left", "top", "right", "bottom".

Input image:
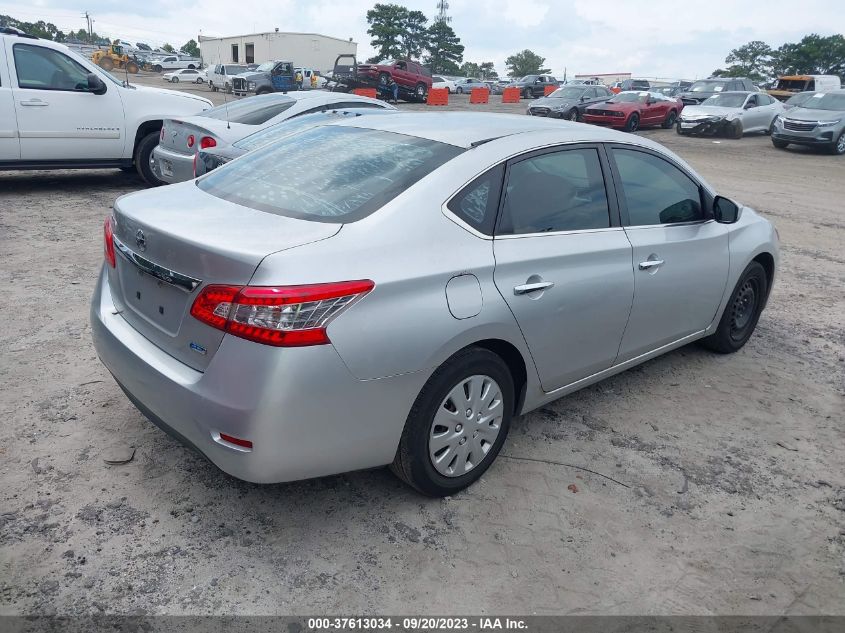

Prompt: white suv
[{"left": 0, "top": 28, "right": 212, "bottom": 185}]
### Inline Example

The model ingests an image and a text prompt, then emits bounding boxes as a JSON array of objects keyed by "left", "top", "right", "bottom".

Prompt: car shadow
[{"left": 0, "top": 169, "right": 147, "bottom": 196}]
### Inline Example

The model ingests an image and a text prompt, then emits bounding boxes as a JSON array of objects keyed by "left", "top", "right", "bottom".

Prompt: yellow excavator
[{"left": 92, "top": 41, "right": 139, "bottom": 74}]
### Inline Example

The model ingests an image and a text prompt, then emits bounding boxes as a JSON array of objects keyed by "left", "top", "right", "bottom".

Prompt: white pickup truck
[
  {"left": 150, "top": 55, "right": 202, "bottom": 73},
  {"left": 0, "top": 28, "right": 212, "bottom": 185}
]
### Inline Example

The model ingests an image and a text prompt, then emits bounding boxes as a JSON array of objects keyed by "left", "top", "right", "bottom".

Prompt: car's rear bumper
[
  {"left": 90, "top": 268, "right": 425, "bottom": 483},
  {"left": 151, "top": 145, "right": 195, "bottom": 184}
]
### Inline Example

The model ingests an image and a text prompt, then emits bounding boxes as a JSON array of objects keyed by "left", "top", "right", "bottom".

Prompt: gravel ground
[{"left": 0, "top": 76, "right": 843, "bottom": 616}]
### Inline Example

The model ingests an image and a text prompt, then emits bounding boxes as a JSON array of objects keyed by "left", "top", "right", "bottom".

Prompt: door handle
[
  {"left": 638, "top": 259, "right": 665, "bottom": 270},
  {"left": 514, "top": 281, "right": 554, "bottom": 295},
  {"left": 19, "top": 99, "right": 48, "bottom": 106}
]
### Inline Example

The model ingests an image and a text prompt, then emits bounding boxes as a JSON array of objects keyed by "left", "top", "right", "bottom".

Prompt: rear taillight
[
  {"left": 186, "top": 134, "right": 195, "bottom": 148},
  {"left": 189, "top": 280, "right": 374, "bottom": 347},
  {"left": 192, "top": 152, "right": 197, "bottom": 178},
  {"left": 200, "top": 136, "right": 216, "bottom": 149},
  {"left": 103, "top": 216, "right": 116, "bottom": 268}
]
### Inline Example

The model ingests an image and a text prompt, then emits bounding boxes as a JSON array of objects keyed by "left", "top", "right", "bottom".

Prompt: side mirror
[
  {"left": 713, "top": 196, "right": 741, "bottom": 224},
  {"left": 744, "top": 102, "right": 754, "bottom": 109},
  {"left": 87, "top": 73, "right": 107, "bottom": 95}
]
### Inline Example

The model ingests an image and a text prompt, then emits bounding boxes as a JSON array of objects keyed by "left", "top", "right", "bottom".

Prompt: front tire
[
  {"left": 700, "top": 261, "right": 767, "bottom": 354},
  {"left": 135, "top": 131, "right": 164, "bottom": 187},
  {"left": 456, "top": 86, "right": 463, "bottom": 94},
  {"left": 772, "top": 138, "right": 789, "bottom": 149},
  {"left": 729, "top": 119, "right": 743, "bottom": 139},
  {"left": 171, "top": 76, "right": 179, "bottom": 83},
  {"left": 566, "top": 108, "right": 579, "bottom": 122},
  {"left": 153, "top": 64, "right": 162, "bottom": 73},
  {"left": 624, "top": 113, "right": 639, "bottom": 132},
  {"left": 391, "top": 347, "right": 514, "bottom": 497},
  {"left": 676, "top": 122, "right": 688, "bottom": 135},
  {"left": 830, "top": 131, "right": 845, "bottom": 155}
]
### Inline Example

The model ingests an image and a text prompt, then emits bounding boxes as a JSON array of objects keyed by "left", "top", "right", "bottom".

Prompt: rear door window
[
  {"left": 498, "top": 148, "right": 611, "bottom": 235},
  {"left": 198, "top": 126, "right": 463, "bottom": 223}
]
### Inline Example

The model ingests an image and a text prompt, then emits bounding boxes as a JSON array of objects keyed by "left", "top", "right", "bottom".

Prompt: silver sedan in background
[
  {"left": 150, "top": 91, "right": 394, "bottom": 184},
  {"left": 92, "top": 113, "right": 778, "bottom": 497},
  {"left": 677, "top": 91, "right": 784, "bottom": 137}
]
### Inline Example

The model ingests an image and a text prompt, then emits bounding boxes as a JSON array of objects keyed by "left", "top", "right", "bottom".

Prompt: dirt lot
[{"left": 1, "top": 76, "right": 843, "bottom": 617}]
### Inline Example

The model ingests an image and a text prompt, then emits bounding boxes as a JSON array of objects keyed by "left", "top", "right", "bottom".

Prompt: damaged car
[
  {"left": 677, "top": 91, "right": 784, "bottom": 138},
  {"left": 526, "top": 84, "right": 614, "bottom": 120}
]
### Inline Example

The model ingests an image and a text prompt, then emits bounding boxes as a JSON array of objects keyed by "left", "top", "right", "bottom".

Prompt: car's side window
[
  {"left": 498, "top": 148, "right": 611, "bottom": 235},
  {"left": 13, "top": 44, "right": 91, "bottom": 92},
  {"left": 447, "top": 164, "right": 505, "bottom": 235},
  {"left": 612, "top": 148, "right": 703, "bottom": 226}
]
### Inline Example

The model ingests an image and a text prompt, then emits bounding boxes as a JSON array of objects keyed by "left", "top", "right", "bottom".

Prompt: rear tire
[
  {"left": 456, "top": 86, "right": 463, "bottom": 94},
  {"left": 415, "top": 82, "right": 427, "bottom": 102},
  {"left": 661, "top": 110, "right": 677, "bottom": 129},
  {"left": 196, "top": 77, "right": 204, "bottom": 84},
  {"left": 700, "top": 261, "right": 767, "bottom": 354},
  {"left": 134, "top": 131, "right": 164, "bottom": 187},
  {"left": 153, "top": 64, "right": 162, "bottom": 73},
  {"left": 523, "top": 88, "right": 531, "bottom": 99},
  {"left": 391, "top": 347, "right": 514, "bottom": 497}
]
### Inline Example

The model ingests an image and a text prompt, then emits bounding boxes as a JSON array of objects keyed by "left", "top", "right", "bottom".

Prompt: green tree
[
  {"left": 505, "top": 49, "right": 550, "bottom": 77},
  {"left": 719, "top": 40, "right": 773, "bottom": 82},
  {"left": 402, "top": 10, "right": 429, "bottom": 58},
  {"left": 0, "top": 15, "right": 65, "bottom": 40},
  {"left": 479, "top": 61, "right": 498, "bottom": 79},
  {"left": 181, "top": 39, "right": 200, "bottom": 57},
  {"left": 424, "top": 20, "right": 463, "bottom": 74},
  {"left": 772, "top": 34, "right": 845, "bottom": 78},
  {"left": 161, "top": 43, "right": 175, "bottom": 53},
  {"left": 459, "top": 61, "right": 481, "bottom": 78}
]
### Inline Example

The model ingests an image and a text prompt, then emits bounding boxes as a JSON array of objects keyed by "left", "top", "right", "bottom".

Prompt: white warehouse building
[{"left": 198, "top": 31, "right": 358, "bottom": 72}]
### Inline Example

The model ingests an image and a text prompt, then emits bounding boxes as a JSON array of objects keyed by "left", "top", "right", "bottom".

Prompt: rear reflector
[
  {"left": 190, "top": 280, "right": 375, "bottom": 347},
  {"left": 103, "top": 216, "right": 116, "bottom": 268},
  {"left": 160, "top": 127, "right": 165, "bottom": 141},
  {"left": 186, "top": 134, "right": 195, "bottom": 148},
  {"left": 218, "top": 433, "right": 253, "bottom": 449}
]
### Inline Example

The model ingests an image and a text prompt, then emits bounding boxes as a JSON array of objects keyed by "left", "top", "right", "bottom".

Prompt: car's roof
[
  {"left": 329, "top": 111, "right": 644, "bottom": 149},
  {"left": 710, "top": 91, "right": 756, "bottom": 96}
]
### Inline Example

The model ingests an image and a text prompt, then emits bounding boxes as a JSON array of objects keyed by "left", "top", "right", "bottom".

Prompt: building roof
[{"left": 198, "top": 32, "right": 357, "bottom": 46}]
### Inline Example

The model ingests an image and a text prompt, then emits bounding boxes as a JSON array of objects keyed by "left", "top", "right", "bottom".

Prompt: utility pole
[{"left": 83, "top": 11, "right": 92, "bottom": 43}]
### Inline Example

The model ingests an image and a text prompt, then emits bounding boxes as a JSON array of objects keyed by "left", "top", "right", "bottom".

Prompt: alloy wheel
[{"left": 428, "top": 375, "right": 504, "bottom": 478}]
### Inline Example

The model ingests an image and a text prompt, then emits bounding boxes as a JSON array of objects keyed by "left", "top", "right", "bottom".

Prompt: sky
[{"left": 2, "top": 0, "right": 844, "bottom": 79}]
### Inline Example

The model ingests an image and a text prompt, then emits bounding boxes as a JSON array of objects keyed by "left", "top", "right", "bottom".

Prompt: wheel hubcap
[
  {"left": 429, "top": 375, "right": 504, "bottom": 478},
  {"left": 729, "top": 280, "right": 758, "bottom": 339},
  {"left": 837, "top": 134, "right": 845, "bottom": 153}
]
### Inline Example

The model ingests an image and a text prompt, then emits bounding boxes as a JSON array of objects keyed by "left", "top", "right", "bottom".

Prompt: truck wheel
[
  {"left": 153, "top": 64, "right": 162, "bottom": 73},
  {"left": 188, "top": 64, "right": 196, "bottom": 69},
  {"left": 522, "top": 88, "right": 531, "bottom": 99},
  {"left": 126, "top": 61, "right": 139, "bottom": 74},
  {"left": 255, "top": 87, "right": 272, "bottom": 95},
  {"left": 415, "top": 83, "right": 427, "bottom": 101},
  {"left": 99, "top": 57, "right": 114, "bottom": 72},
  {"left": 135, "top": 131, "right": 164, "bottom": 187},
  {"left": 378, "top": 72, "right": 390, "bottom": 86}
]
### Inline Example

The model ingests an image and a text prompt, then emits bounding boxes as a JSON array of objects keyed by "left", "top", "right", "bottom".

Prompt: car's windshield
[
  {"left": 519, "top": 75, "right": 538, "bottom": 83},
  {"left": 690, "top": 80, "right": 727, "bottom": 92},
  {"left": 609, "top": 92, "right": 647, "bottom": 103},
  {"left": 796, "top": 92, "right": 845, "bottom": 111},
  {"left": 254, "top": 62, "right": 275, "bottom": 72},
  {"left": 225, "top": 65, "right": 244, "bottom": 74},
  {"left": 702, "top": 93, "right": 747, "bottom": 108},
  {"left": 548, "top": 87, "right": 586, "bottom": 99},
  {"left": 198, "top": 126, "right": 464, "bottom": 223},
  {"left": 201, "top": 96, "right": 294, "bottom": 124}
]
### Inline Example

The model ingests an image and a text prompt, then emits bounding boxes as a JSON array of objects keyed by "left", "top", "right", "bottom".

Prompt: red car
[
  {"left": 582, "top": 91, "right": 683, "bottom": 132},
  {"left": 354, "top": 58, "right": 432, "bottom": 101}
]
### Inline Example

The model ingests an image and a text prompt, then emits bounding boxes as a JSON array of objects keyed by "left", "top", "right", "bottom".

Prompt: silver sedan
[
  {"left": 150, "top": 91, "right": 394, "bottom": 185},
  {"left": 91, "top": 113, "right": 779, "bottom": 496}
]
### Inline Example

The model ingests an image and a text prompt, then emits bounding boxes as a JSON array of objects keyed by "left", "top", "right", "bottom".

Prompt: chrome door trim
[
  {"left": 496, "top": 226, "right": 624, "bottom": 240},
  {"left": 112, "top": 234, "right": 201, "bottom": 293}
]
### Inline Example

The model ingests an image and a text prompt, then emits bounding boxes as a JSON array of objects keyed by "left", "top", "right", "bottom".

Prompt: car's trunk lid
[
  {"left": 159, "top": 118, "right": 247, "bottom": 156},
  {"left": 108, "top": 183, "right": 341, "bottom": 371}
]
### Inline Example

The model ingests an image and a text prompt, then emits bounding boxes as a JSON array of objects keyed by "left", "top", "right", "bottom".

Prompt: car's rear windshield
[
  {"left": 198, "top": 126, "right": 464, "bottom": 223},
  {"left": 233, "top": 110, "right": 389, "bottom": 151},
  {"left": 200, "top": 96, "right": 294, "bottom": 125},
  {"left": 702, "top": 93, "right": 746, "bottom": 108},
  {"left": 797, "top": 92, "right": 845, "bottom": 111},
  {"left": 690, "top": 80, "right": 727, "bottom": 92}
]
